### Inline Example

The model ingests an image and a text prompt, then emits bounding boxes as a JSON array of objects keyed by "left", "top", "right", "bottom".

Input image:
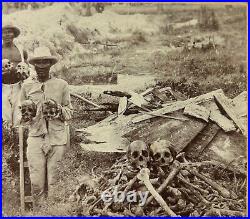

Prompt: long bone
[
  {"left": 181, "top": 156, "right": 231, "bottom": 198},
  {"left": 103, "top": 176, "right": 138, "bottom": 212},
  {"left": 144, "top": 160, "right": 182, "bottom": 207},
  {"left": 137, "top": 168, "right": 177, "bottom": 216},
  {"left": 177, "top": 174, "right": 209, "bottom": 196},
  {"left": 188, "top": 169, "right": 231, "bottom": 198}
]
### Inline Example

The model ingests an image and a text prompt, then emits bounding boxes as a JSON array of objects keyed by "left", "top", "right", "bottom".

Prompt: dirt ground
[{"left": 2, "top": 3, "right": 247, "bottom": 216}]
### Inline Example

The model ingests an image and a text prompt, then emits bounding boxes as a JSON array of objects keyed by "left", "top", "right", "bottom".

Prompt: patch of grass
[{"left": 152, "top": 48, "right": 246, "bottom": 98}]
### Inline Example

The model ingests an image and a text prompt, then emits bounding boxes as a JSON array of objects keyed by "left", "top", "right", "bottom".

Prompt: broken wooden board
[
  {"left": 129, "top": 91, "right": 148, "bottom": 107},
  {"left": 76, "top": 114, "right": 137, "bottom": 153},
  {"left": 80, "top": 140, "right": 129, "bottom": 153},
  {"left": 203, "top": 101, "right": 236, "bottom": 132},
  {"left": 118, "top": 97, "right": 128, "bottom": 116},
  {"left": 232, "top": 91, "right": 247, "bottom": 133},
  {"left": 184, "top": 104, "right": 210, "bottom": 122},
  {"left": 140, "top": 87, "right": 155, "bottom": 96},
  {"left": 132, "top": 89, "right": 223, "bottom": 124},
  {"left": 124, "top": 111, "right": 207, "bottom": 154},
  {"left": 171, "top": 119, "right": 207, "bottom": 154},
  {"left": 185, "top": 123, "right": 220, "bottom": 159},
  {"left": 77, "top": 110, "right": 206, "bottom": 154},
  {"left": 214, "top": 93, "right": 247, "bottom": 136},
  {"left": 232, "top": 91, "right": 247, "bottom": 117},
  {"left": 200, "top": 131, "right": 247, "bottom": 175}
]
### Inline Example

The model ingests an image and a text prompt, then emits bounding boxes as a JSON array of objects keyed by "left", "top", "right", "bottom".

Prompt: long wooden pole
[
  {"left": 70, "top": 92, "right": 102, "bottom": 108},
  {"left": 19, "top": 125, "right": 25, "bottom": 213}
]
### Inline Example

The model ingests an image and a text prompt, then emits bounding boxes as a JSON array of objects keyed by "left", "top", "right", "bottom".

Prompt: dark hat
[{"left": 2, "top": 24, "right": 20, "bottom": 38}]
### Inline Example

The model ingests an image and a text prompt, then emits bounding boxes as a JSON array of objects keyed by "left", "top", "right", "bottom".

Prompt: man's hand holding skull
[
  {"left": 2, "top": 59, "right": 14, "bottom": 74},
  {"left": 20, "top": 100, "right": 37, "bottom": 123},
  {"left": 42, "top": 99, "right": 62, "bottom": 121},
  {"left": 2, "top": 59, "right": 30, "bottom": 81}
]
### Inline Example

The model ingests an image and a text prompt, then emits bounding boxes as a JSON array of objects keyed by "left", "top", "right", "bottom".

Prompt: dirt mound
[{"left": 3, "top": 4, "right": 160, "bottom": 75}]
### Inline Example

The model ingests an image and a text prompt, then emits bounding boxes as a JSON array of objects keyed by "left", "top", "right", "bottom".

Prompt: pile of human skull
[{"left": 69, "top": 140, "right": 246, "bottom": 216}]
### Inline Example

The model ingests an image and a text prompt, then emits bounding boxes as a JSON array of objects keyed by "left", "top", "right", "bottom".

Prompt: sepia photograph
[{"left": 2, "top": 2, "right": 247, "bottom": 216}]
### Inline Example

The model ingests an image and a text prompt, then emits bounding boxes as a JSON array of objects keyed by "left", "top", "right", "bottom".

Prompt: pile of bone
[{"left": 69, "top": 140, "right": 246, "bottom": 217}]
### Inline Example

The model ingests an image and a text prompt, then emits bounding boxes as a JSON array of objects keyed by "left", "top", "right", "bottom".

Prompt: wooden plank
[
  {"left": 80, "top": 143, "right": 127, "bottom": 153},
  {"left": 129, "top": 91, "right": 148, "bottom": 107},
  {"left": 185, "top": 123, "right": 220, "bottom": 158},
  {"left": 183, "top": 104, "right": 210, "bottom": 122},
  {"left": 232, "top": 91, "right": 247, "bottom": 132},
  {"left": 70, "top": 92, "right": 102, "bottom": 108},
  {"left": 129, "top": 99, "right": 188, "bottom": 121},
  {"left": 140, "top": 87, "right": 155, "bottom": 96},
  {"left": 232, "top": 91, "right": 247, "bottom": 117},
  {"left": 80, "top": 109, "right": 205, "bottom": 154},
  {"left": 200, "top": 131, "right": 247, "bottom": 175},
  {"left": 214, "top": 93, "right": 247, "bottom": 136},
  {"left": 203, "top": 101, "right": 236, "bottom": 132},
  {"left": 171, "top": 119, "right": 207, "bottom": 153},
  {"left": 124, "top": 112, "right": 207, "bottom": 154},
  {"left": 118, "top": 97, "right": 128, "bottom": 116},
  {"left": 132, "top": 89, "right": 223, "bottom": 124}
]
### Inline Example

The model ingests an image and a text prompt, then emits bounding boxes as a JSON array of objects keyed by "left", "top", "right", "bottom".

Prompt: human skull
[
  {"left": 127, "top": 140, "right": 150, "bottom": 169},
  {"left": 21, "top": 100, "right": 37, "bottom": 123},
  {"left": 150, "top": 140, "right": 176, "bottom": 167},
  {"left": 16, "top": 62, "right": 30, "bottom": 80},
  {"left": 42, "top": 99, "right": 60, "bottom": 120},
  {"left": 2, "top": 59, "right": 14, "bottom": 72}
]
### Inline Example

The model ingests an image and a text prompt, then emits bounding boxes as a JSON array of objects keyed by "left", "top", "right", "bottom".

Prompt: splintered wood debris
[
  {"left": 76, "top": 88, "right": 246, "bottom": 154},
  {"left": 73, "top": 87, "right": 247, "bottom": 216}
]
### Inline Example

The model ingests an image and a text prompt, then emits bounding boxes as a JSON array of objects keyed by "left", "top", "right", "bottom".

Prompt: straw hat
[
  {"left": 29, "top": 46, "right": 58, "bottom": 66},
  {"left": 2, "top": 24, "right": 20, "bottom": 38}
]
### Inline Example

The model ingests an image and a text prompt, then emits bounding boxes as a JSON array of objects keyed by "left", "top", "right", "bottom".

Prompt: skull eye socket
[
  {"left": 27, "top": 108, "right": 34, "bottom": 112},
  {"left": 164, "top": 151, "right": 171, "bottom": 158},
  {"left": 154, "top": 152, "right": 161, "bottom": 160},
  {"left": 21, "top": 108, "right": 26, "bottom": 114},
  {"left": 132, "top": 151, "right": 139, "bottom": 158},
  {"left": 139, "top": 156, "right": 144, "bottom": 161},
  {"left": 142, "top": 150, "right": 149, "bottom": 157}
]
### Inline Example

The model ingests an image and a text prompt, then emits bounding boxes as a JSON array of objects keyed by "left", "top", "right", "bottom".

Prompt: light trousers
[
  {"left": 2, "top": 83, "right": 22, "bottom": 127},
  {"left": 27, "top": 136, "right": 66, "bottom": 208}
]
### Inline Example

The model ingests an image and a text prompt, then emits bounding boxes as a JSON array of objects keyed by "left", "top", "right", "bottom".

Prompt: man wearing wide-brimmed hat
[
  {"left": 20, "top": 46, "right": 73, "bottom": 210},
  {"left": 2, "top": 23, "right": 29, "bottom": 127}
]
